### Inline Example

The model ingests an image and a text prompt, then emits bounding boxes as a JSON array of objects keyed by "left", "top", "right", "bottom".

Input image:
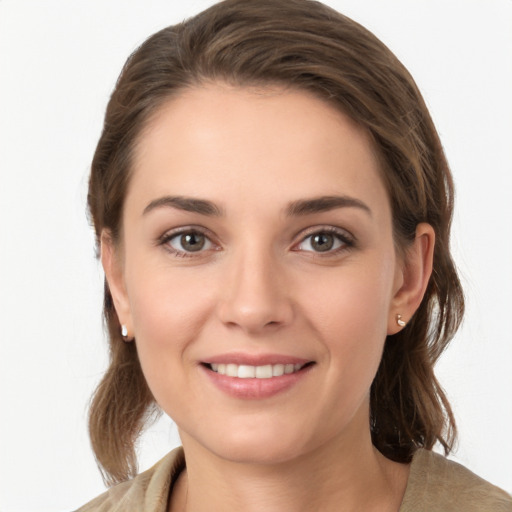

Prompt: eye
[
  {"left": 294, "top": 228, "right": 353, "bottom": 254},
  {"left": 163, "top": 229, "right": 215, "bottom": 256}
]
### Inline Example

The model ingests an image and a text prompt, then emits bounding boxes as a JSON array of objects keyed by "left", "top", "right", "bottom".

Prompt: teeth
[
  {"left": 285, "top": 364, "right": 295, "bottom": 374},
  {"left": 209, "top": 362, "right": 306, "bottom": 378},
  {"left": 255, "top": 365, "right": 272, "bottom": 379},
  {"left": 226, "top": 364, "right": 238, "bottom": 377},
  {"left": 272, "top": 364, "right": 284, "bottom": 377},
  {"left": 238, "top": 365, "right": 255, "bottom": 378}
]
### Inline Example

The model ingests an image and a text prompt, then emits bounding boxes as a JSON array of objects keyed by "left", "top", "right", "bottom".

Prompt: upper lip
[{"left": 202, "top": 353, "right": 313, "bottom": 366}]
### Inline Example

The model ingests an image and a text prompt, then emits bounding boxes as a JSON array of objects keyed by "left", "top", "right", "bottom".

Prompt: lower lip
[{"left": 201, "top": 364, "right": 313, "bottom": 400}]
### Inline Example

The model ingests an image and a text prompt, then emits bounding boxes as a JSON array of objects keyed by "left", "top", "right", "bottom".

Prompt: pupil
[
  {"left": 312, "top": 233, "right": 333, "bottom": 252},
  {"left": 181, "top": 233, "right": 205, "bottom": 251}
]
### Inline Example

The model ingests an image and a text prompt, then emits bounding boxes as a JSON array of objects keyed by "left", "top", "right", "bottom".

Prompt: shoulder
[
  {"left": 75, "top": 447, "right": 185, "bottom": 512},
  {"left": 400, "top": 449, "right": 512, "bottom": 512}
]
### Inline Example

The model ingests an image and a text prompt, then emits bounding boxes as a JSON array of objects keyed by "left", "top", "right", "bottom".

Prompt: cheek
[
  {"left": 301, "top": 254, "right": 395, "bottom": 338},
  {"left": 299, "top": 253, "right": 396, "bottom": 383},
  {"left": 124, "top": 264, "right": 215, "bottom": 398},
  {"left": 126, "top": 257, "right": 216, "bottom": 340}
]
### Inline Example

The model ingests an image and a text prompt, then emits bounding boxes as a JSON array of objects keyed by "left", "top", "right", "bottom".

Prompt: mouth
[
  {"left": 199, "top": 354, "right": 315, "bottom": 399},
  {"left": 203, "top": 361, "right": 314, "bottom": 379}
]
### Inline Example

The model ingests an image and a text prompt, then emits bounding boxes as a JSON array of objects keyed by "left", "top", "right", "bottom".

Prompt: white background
[{"left": 1, "top": 1, "right": 511, "bottom": 510}]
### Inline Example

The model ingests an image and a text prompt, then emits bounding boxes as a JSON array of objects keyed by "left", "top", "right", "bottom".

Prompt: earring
[
  {"left": 396, "top": 314, "right": 406, "bottom": 327},
  {"left": 121, "top": 325, "right": 134, "bottom": 342}
]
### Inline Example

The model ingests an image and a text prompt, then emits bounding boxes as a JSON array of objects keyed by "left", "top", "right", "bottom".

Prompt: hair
[{"left": 87, "top": 0, "right": 464, "bottom": 486}]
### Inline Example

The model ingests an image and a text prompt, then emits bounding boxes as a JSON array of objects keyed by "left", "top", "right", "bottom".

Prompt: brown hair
[{"left": 88, "top": 0, "right": 464, "bottom": 485}]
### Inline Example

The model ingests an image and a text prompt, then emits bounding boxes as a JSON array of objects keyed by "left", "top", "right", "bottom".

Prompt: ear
[
  {"left": 387, "top": 223, "right": 435, "bottom": 334},
  {"left": 100, "top": 230, "right": 133, "bottom": 339}
]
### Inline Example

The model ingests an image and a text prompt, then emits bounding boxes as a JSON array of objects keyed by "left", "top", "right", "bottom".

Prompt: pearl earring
[
  {"left": 121, "top": 325, "right": 128, "bottom": 337},
  {"left": 396, "top": 314, "right": 406, "bottom": 327}
]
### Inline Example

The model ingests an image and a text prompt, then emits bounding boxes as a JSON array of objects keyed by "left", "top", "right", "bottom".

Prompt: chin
[
  {"left": 187, "top": 418, "right": 319, "bottom": 466},
  {"left": 212, "top": 437, "right": 307, "bottom": 466}
]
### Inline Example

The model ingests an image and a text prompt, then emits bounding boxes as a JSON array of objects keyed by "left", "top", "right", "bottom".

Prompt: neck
[{"left": 171, "top": 424, "right": 409, "bottom": 512}]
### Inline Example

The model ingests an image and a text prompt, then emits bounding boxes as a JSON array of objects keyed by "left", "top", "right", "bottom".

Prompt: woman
[{"left": 77, "top": 0, "right": 512, "bottom": 510}]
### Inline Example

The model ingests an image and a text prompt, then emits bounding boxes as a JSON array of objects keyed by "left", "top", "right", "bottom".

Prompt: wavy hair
[{"left": 87, "top": 0, "right": 464, "bottom": 485}]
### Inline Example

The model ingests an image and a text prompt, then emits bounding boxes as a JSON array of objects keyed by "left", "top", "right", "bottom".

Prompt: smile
[
  {"left": 201, "top": 355, "right": 315, "bottom": 399},
  {"left": 208, "top": 363, "right": 306, "bottom": 379}
]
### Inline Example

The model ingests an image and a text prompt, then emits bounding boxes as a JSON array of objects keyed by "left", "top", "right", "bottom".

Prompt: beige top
[{"left": 76, "top": 447, "right": 512, "bottom": 511}]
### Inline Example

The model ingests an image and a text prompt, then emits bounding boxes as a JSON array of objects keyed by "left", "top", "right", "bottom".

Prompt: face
[{"left": 105, "top": 84, "right": 411, "bottom": 465}]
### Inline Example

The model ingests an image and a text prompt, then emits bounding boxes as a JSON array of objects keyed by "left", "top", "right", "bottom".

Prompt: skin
[{"left": 102, "top": 83, "right": 435, "bottom": 512}]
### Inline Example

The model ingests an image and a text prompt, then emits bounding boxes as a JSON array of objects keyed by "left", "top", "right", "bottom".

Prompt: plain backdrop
[{"left": 1, "top": 1, "right": 511, "bottom": 510}]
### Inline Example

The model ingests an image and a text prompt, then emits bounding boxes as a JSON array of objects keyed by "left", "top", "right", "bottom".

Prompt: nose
[{"left": 217, "top": 248, "right": 294, "bottom": 334}]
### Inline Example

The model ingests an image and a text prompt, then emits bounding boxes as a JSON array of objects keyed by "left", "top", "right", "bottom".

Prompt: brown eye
[
  {"left": 180, "top": 233, "right": 206, "bottom": 251},
  {"left": 310, "top": 233, "right": 334, "bottom": 252},
  {"left": 166, "top": 230, "right": 213, "bottom": 254},
  {"left": 295, "top": 229, "right": 352, "bottom": 254}
]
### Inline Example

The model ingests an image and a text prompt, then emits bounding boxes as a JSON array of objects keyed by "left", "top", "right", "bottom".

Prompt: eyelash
[
  {"left": 157, "top": 225, "right": 355, "bottom": 258},
  {"left": 292, "top": 226, "right": 355, "bottom": 256},
  {"left": 158, "top": 227, "right": 218, "bottom": 258}
]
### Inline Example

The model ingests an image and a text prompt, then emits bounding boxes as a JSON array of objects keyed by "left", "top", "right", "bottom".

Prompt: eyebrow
[
  {"left": 285, "top": 195, "right": 372, "bottom": 217},
  {"left": 142, "top": 194, "right": 371, "bottom": 218},
  {"left": 143, "top": 196, "right": 223, "bottom": 216}
]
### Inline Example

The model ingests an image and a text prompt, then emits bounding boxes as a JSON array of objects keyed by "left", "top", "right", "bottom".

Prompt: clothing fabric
[
  {"left": 399, "top": 449, "right": 511, "bottom": 511},
  {"left": 76, "top": 447, "right": 512, "bottom": 511}
]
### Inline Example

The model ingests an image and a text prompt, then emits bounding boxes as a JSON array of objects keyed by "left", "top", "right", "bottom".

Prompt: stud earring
[
  {"left": 121, "top": 325, "right": 134, "bottom": 342},
  {"left": 396, "top": 314, "right": 406, "bottom": 327}
]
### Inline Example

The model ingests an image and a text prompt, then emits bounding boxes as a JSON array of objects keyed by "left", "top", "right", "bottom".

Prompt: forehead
[{"left": 128, "top": 83, "right": 388, "bottom": 216}]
